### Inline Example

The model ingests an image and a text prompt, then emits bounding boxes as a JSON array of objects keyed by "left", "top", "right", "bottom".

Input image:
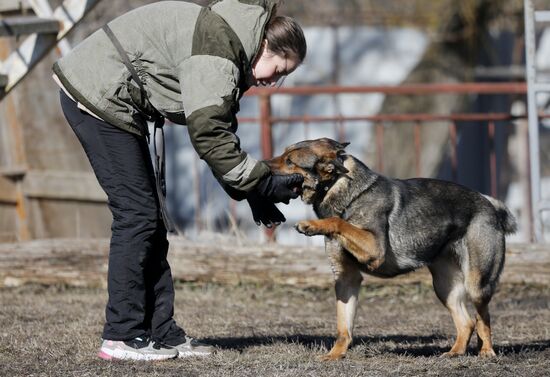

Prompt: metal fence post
[
  {"left": 488, "top": 120, "right": 497, "bottom": 198},
  {"left": 524, "top": 0, "right": 550, "bottom": 241},
  {"left": 259, "top": 92, "right": 275, "bottom": 241},
  {"left": 414, "top": 121, "right": 421, "bottom": 176},
  {"left": 260, "top": 92, "right": 273, "bottom": 159},
  {"left": 376, "top": 123, "right": 384, "bottom": 173},
  {"left": 449, "top": 122, "right": 458, "bottom": 182}
]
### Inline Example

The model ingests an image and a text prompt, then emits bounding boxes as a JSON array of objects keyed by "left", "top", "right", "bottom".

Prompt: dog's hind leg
[
  {"left": 320, "top": 239, "right": 363, "bottom": 361},
  {"left": 463, "top": 225, "right": 505, "bottom": 358},
  {"left": 429, "top": 250, "right": 475, "bottom": 357},
  {"left": 472, "top": 300, "right": 496, "bottom": 357}
]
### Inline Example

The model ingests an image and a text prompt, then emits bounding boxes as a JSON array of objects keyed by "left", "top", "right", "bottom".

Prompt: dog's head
[{"left": 266, "top": 138, "right": 350, "bottom": 204}]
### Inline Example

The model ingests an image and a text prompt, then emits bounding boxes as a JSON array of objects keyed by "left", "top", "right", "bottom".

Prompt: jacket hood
[{"left": 210, "top": 0, "right": 276, "bottom": 65}]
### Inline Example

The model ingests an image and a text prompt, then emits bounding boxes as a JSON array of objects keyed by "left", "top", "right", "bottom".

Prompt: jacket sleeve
[{"left": 178, "top": 55, "right": 270, "bottom": 199}]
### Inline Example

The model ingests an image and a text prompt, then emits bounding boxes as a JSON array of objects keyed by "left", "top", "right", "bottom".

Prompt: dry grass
[{"left": 0, "top": 282, "right": 549, "bottom": 377}]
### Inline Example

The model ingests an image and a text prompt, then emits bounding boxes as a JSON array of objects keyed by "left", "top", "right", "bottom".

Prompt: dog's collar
[
  {"left": 314, "top": 175, "right": 353, "bottom": 217},
  {"left": 318, "top": 179, "right": 335, "bottom": 195},
  {"left": 316, "top": 175, "right": 346, "bottom": 202}
]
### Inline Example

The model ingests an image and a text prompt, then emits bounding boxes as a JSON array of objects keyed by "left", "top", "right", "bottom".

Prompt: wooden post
[{"left": 0, "top": 38, "right": 30, "bottom": 241}]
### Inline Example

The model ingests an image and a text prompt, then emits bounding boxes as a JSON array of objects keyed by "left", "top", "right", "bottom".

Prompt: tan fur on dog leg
[{"left": 296, "top": 217, "right": 384, "bottom": 269}]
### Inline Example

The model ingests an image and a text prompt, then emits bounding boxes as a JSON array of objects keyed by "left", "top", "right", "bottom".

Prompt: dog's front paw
[
  {"left": 478, "top": 348, "right": 497, "bottom": 358},
  {"left": 440, "top": 350, "right": 464, "bottom": 358},
  {"left": 294, "top": 220, "right": 323, "bottom": 236}
]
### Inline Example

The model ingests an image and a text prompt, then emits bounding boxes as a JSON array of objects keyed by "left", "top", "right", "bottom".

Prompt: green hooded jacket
[{"left": 53, "top": 0, "right": 275, "bottom": 199}]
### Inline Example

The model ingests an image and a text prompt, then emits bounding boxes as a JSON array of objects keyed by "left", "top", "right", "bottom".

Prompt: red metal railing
[
  {"left": 237, "top": 82, "right": 547, "bottom": 240},
  {"left": 241, "top": 112, "right": 525, "bottom": 194}
]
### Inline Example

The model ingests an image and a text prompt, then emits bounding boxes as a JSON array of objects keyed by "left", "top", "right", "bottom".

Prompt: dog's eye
[{"left": 285, "top": 158, "right": 293, "bottom": 166}]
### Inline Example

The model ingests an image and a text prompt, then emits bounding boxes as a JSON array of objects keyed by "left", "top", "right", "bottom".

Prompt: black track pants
[{"left": 59, "top": 90, "right": 185, "bottom": 344}]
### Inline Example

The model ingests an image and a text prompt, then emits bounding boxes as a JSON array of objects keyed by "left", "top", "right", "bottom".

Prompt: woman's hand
[
  {"left": 255, "top": 173, "right": 304, "bottom": 204},
  {"left": 247, "top": 192, "right": 286, "bottom": 227}
]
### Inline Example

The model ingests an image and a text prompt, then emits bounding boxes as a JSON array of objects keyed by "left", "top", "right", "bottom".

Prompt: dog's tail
[{"left": 483, "top": 195, "right": 518, "bottom": 235}]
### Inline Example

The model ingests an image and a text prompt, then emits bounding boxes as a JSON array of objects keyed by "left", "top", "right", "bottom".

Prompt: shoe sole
[
  {"left": 98, "top": 347, "right": 177, "bottom": 361},
  {"left": 177, "top": 350, "right": 212, "bottom": 358}
]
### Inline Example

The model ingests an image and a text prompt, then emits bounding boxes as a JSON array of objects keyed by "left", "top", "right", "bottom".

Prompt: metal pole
[
  {"left": 331, "top": 24, "right": 345, "bottom": 143},
  {"left": 260, "top": 93, "right": 273, "bottom": 161},
  {"left": 488, "top": 121, "right": 497, "bottom": 198},
  {"left": 376, "top": 123, "right": 384, "bottom": 173},
  {"left": 414, "top": 121, "right": 421, "bottom": 176},
  {"left": 259, "top": 93, "right": 275, "bottom": 242},
  {"left": 520, "top": 114, "right": 535, "bottom": 241},
  {"left": 524, "top": 0, "right": 543, "bottom": 241},
  {"left": 450, "top": 122, "right": 458, "bottom": 182}
]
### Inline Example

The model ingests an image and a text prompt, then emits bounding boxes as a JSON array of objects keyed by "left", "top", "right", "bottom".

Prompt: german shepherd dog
[{"left": 266, "top": 138, "right": 516, "bottom": 361}]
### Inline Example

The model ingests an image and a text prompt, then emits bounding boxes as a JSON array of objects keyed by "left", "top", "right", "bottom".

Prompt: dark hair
[{"left": 264, "top": 16, "right": 307, "bottom": 63}]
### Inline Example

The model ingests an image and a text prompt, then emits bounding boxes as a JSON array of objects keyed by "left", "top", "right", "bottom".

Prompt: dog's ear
[
  {"left": 336, "top": 149, "right": 347, "bottom": 159},
  {"left": 332, "top": 158, "right": 349, "bottom": 174},
  {"left": 316, "top": 159, "right": 349, "bottom": 178},
  {"left": 321, "top": 138, "right": 350, "bottom": 151}
]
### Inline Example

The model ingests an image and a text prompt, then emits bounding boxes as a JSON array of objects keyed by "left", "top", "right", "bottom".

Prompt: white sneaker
[{"left": 98, "top": 336, "right": 178, "bottom": 361}]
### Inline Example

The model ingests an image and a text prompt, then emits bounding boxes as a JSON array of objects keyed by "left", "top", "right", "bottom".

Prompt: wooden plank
[
  {"left": 0, "top": 0, "right": 102, "bottom": 99},
  {"left": 0, "top": 234, "right": 17, "bottom": 242},
  {"left": 22, "top": 170, "right": 107, "bottom": 202},
  {"left": 0, "top": 16, "right": 60, "bottom": 37},
  {"left": 0, "top": 239, "right": 548, "bottom": 288},
  {"left": 0, "top": 175, "right": 16, "bottom": 204},
  {"left": 0, "top": 36, "right": 30, "bottom": 240},
  {"left": 0, "top": 165, "right": 27, "bottom": 178},
  {"left": 14, "top": 180, "right": 30, "bottom": 241},
  {"left": 0, "top": 0, "right": 31, "bottom": 14},
  {"left": 0, "top": 201, "right": 17, "bottom": 240}
]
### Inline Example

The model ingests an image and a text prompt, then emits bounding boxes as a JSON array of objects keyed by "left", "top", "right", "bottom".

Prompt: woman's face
[{"left": 251, "top": 41, "right": 299, "bottom": 87}]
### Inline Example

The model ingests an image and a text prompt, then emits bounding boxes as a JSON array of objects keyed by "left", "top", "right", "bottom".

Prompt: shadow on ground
[
  {"left": 205, "top": 333, "right": 550, "bottom": 357},
  {"left": 206, "top": 334, "right": 445, "bottom": 352}
]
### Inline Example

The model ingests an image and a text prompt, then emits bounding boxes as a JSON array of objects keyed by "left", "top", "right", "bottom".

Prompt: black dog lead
[{"left": 102, "top": 24, "right": 177, "bottom": 234}]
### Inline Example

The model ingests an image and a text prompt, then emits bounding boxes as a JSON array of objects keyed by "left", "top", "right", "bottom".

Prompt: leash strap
[
  {"left": 103, "top": 25, "right": 149, "bottom": 121},
  {"left": 102, "top": 24, "right": 177, "bottom": 234}
]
